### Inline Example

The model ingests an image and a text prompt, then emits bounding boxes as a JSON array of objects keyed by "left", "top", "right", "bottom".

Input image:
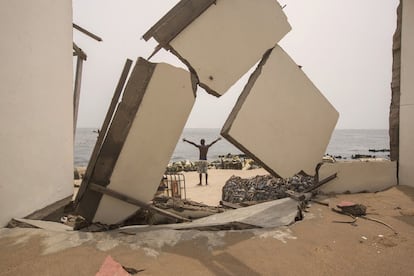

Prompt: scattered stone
[
  {"left": 222, "top": 174, "right": 314, "bottom": 203},
  {"left": 337, "top": 201, "right": 367, "bottom": 216}
]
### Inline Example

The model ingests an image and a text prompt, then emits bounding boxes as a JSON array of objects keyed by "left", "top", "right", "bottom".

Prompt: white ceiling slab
[
  {"left": 222, "top": 46, "right": 339, "bottom": 178},
  {"left": 146, "top": 0, "right": 291, "bottom": 96},
  {"left": 77, "top": 59, "right": 195, "bottom": 225}
]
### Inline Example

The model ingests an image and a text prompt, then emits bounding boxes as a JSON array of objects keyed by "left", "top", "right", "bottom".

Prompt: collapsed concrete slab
[
  {"left": 143, "top": 0, "right": 291, "bottom": 96},
  {"left": 318, "top": 160, "right": 398, "bottom": 194},
  {"left": 122, "top": 197, "right": 299, "bottom": 230},
  {"left": 75, "top": 58, "right": 196, "bottom": 225},
  {"left": 221, "top": 46, "right": 339, "bottom": 178}
]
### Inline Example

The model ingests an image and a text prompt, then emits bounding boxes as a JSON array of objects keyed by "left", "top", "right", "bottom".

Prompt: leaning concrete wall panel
[
  {"left": 222, "top": 46, "right": 339, "bottom": 178},
  {"left": 92, "top": 62, "right": 195, "bottom": 224},
  {"left": 153, "top": 0, "right": 291, "bottom": 96},
  {"left": 0, "top": 0, "right": 73, "bottom": 226},
  {"left": 319, "top": 160, "right": 397, "bottom": 194}
]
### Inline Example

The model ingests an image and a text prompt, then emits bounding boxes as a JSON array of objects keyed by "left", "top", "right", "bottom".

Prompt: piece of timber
[
  {"left": 75, "top": 59, "right": 133, "bottom": 205},
  {"left": 89, "top": 183, "right": 191, "bottom": 222},
  {"left": 73, "top": 56, "right": 83, "bottom": 136},
  {"left": 303, "top": 173, "right": 338, "bottom": 193},
  {"left": 73, "top": 23, "right": 103, "bottom": 42},
  {"left": 72, "top": 42, "right": 87, "bottom": 60}
]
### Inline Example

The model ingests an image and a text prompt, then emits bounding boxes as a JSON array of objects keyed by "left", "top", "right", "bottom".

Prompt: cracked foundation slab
[
  {"left": 144, "top": 0, "right": 291, "bottom": 96},
  {"left": 221, "top": 45, "right": 339, "bottom": 178},
  {"left": 76, "top": 58, "right": 196, "bottom": 225}
]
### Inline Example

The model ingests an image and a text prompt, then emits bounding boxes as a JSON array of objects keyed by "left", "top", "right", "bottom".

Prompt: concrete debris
[{"left": 222, "top": 174, "right": 314, "bottom": 204}]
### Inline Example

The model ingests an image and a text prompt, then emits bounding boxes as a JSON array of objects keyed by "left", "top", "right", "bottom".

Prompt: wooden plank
[
  {"left": 303, "top": 173, "right": 338, "bottom": 193},
  {"left": 75, "top": 58, "right": 156, "bottom": 222},
  {"left": 142, "top": 0, "right": 216, "bottom": 45},
  {"left": 75, "top": 59, "right": 133, "bottom": 205},
  {"left": 73, "top": 56, "right": 83, "bottom": 136},
  {"left": 89, "top": 183, "right": 191, "bottom": 222},
  {"left": 72, "top": 42, "right": 87, "bottom": 60},
  {"left": 73, "top": 23, "right": 103, "bottom": 42}
]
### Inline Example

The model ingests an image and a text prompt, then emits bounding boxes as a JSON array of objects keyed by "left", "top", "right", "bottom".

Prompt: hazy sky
[{"left": 73, "top": 0, "right": 399, "bottom": 129}]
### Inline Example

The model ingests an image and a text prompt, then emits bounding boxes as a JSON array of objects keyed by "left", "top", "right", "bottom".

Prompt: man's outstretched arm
[
  {"left": 208, "top": 137, "right": 222, "bottom": 147},
  {"left": 183, "top": 138, "right": 198, "bottom": 147}
]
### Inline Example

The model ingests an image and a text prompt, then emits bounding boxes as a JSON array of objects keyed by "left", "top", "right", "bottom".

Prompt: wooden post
[
  {"left": 75, "top": 59, "right": 133, "bottom": 204},
  {"left": 73, "top": 55, "right": 83, "bottom": 136}
]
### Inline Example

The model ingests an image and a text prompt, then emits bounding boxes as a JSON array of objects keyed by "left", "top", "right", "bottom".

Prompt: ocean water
[{"left": 74, "top": 128, "right": 390, "bottom": 167}]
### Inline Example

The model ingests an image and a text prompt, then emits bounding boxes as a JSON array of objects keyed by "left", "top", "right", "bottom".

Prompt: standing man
[{"left": 183, "top": 137, "right": 222, "bottom": 185}]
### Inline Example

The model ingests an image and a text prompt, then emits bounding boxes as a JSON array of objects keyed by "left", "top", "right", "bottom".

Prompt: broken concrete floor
[{"left": 2, "top": 185, "right": 414, "bottom": 275}]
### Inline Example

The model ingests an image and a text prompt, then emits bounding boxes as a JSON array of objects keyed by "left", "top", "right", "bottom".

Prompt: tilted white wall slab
[
  {"left": 0, "top": 0, "right": 73, "bottom": 226},
  {"left": 93, "top": 63, "right": 195, "bottom": 224},
  {"left": 222, "top": 46, "right": 339, "bottom": 178},
  {"left": 319, "top": 160, "right": 397, "bottom": 194},
  {"left": 169, "top": 0, "right": 291, "bottom": 96},
  {"left": 400, "top": 0, "right": 414, "bottom": 187}
]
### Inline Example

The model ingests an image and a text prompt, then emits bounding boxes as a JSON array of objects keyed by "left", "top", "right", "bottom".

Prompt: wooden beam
[
  {"left": 73, "top": 56, "right": 83, "bottom": 136},
  {"left": 73, "top": 23, "right": 103, "bottom": 42},
  {"left": 72, "top": 42, "right": 87, "bottom": 61},
  {"left": 75, "top": 59, "right": 133, "bottom": 205},
  {"left": 89, "top": 183, "right": 191, "bottom": 222},
  {"left": 304, "top": 173, "right": 338, "bottom": 193}
]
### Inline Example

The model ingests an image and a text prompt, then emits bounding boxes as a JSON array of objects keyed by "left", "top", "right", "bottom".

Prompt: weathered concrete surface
[
  {"left": 1, "top": 186, "right": 414, "bottom": 275},
  {"left": 319, "top": 160, "right": 397, "bottom": 194},
  {"left": 168, "top": 0, "right": 291, "bottom": 96},
  {"left": 90, "top": 61, "right": 195, "bottom": 225},
  {"left": 0, "top": 0, "right": 73, "bottom": 227},
  {"left": 222, "top": 46, "right": 339, "bottom": 178},
  {"left": 174, "top": 197, "right": 299, "bottom": 229}
]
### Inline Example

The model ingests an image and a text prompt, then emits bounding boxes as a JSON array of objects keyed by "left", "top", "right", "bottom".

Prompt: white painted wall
[
  {"left": 400, "top": 0, "right": 414, "bottom": 187},
  {"left": 170, "top": 0, "right": 291, "bottom": 96},
  {"left": 0, "top": 0, "right": 73, "bottom": 226},
  {"left": 319, "top": 160, "right": 397, "bottom": 194}
]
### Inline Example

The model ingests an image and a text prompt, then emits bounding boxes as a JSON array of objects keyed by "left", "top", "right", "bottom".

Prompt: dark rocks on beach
[
  {"left": 166, "top": 154, "right": 262, "bottom": 173},
  {"left": 222, "top": 174, "right": 314, "bottom": 203}
]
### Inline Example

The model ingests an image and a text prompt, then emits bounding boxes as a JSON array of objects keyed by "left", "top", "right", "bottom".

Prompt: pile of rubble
[{"left": 222, "top": 174, "right": 314, "bottom": 203}]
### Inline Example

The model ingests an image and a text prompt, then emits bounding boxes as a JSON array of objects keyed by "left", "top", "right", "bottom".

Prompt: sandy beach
[
  {"left": 180, "top": 168, "right": 269, "bottom": 206},
  {"left": 1, "top": 168, "right": 414, "bottom": 275}
]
